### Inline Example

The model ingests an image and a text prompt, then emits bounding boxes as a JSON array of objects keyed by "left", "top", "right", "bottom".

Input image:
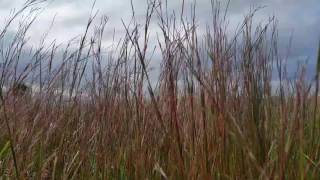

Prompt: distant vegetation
[{"left": 0, "top": 0, "right": 319, "bottom": 179}]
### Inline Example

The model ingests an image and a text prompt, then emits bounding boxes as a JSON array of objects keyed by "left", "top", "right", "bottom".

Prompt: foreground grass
[{"left": 0, "top": 0, "right": 319, "bottom": 179}]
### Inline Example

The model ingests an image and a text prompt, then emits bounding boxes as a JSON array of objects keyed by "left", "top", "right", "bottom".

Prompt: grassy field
[{"left": 0, "top": 0, "right": 319, "bottom": 179}]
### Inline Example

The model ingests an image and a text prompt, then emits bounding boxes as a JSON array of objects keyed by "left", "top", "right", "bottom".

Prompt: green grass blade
[{"left": 0, "top": 141, "right": 10, "bottom": 159}]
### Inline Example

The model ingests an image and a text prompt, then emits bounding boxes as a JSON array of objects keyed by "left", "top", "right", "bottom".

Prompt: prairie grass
[{"left": 0, "top": 0, "right": 319, "bottom": 179}]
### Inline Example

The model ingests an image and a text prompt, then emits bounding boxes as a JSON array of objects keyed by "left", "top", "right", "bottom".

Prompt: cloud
[
  {"left": 0, "top": 0, "right": 319, "bottom": 80},
  {"left": 0, "top": 0, "right": 19, "bottom": 10}
]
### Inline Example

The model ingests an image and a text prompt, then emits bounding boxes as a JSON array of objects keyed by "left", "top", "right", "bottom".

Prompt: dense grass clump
[{"left": 0, "top": 0, "right": 319, "bottom": 179}]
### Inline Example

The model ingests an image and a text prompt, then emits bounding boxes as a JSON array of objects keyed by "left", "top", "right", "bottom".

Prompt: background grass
[{"left": 0, "top": 0, "right": 319, "bottom": 179}]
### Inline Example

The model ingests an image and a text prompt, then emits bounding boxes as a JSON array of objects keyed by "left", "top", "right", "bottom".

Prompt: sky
[{"left": 0, "top": 0, "right": 320, "bottom": 80}]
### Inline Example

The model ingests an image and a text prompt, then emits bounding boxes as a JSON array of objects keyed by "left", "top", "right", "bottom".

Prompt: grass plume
[{"left": 0, "top": 0, "right": 319, "bottom": 179}]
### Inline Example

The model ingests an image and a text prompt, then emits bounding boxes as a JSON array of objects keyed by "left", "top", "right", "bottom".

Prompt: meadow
[{"left": 0, "top": 0, "right": 319, "bottom": 179}]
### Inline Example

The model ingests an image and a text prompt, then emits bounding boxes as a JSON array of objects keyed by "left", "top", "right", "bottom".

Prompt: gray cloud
[{"left": 1, "top": 0, "right": 319, "bottom": 80}]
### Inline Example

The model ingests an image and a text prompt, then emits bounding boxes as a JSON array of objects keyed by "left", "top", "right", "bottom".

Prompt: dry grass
[{"left": 0, "top": 0, "right": 319, "bottom": 179}]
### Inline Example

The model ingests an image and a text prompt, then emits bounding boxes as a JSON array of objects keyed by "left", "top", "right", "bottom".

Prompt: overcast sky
[{"left": 0, "top": 0, "right": 320, "bottom": 79}]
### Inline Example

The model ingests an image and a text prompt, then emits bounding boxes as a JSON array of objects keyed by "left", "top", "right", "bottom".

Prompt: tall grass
[{"left": 0, "top": 0, "right": 319, "bottom": 179}]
